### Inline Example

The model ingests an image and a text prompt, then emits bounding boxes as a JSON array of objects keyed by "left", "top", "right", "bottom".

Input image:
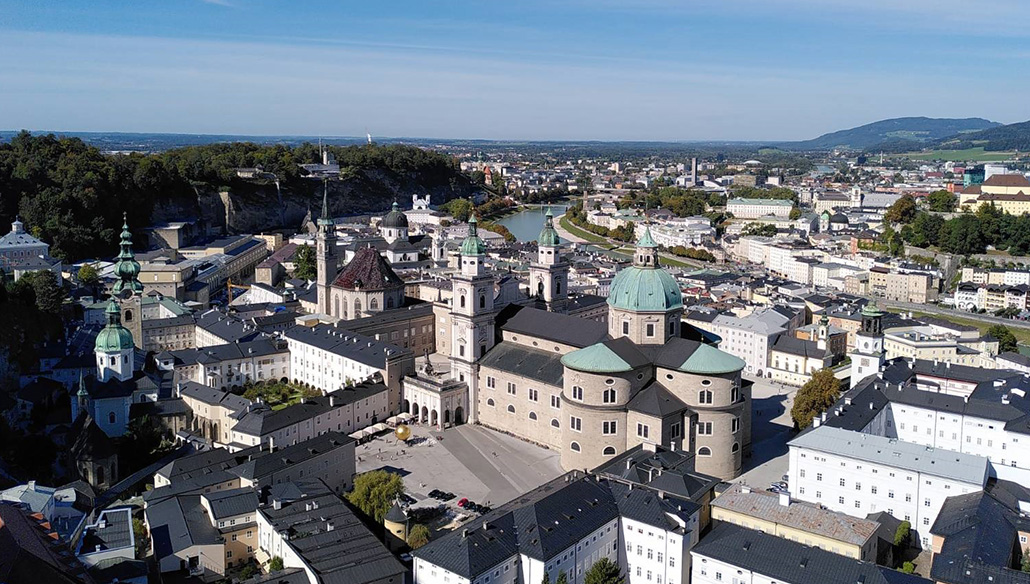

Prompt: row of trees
[
  {"left": 617, "top": 186, "right": 727, "bottom": 217},
  {"left": 668, "top": 246, "right": 716, "bottom": 262},
  {"left": 881, "top": 193, "right": 1030, "bottom": 256},
  {"left": 566, "top": 203, "right": 635, "bottom": 241}
]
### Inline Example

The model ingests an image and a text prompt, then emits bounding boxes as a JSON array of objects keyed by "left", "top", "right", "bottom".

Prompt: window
[
  {"left": 529, "top": 411, "right": 537, "bottom": 420},
  {"left": 731, "top": 417, "right": 740, "bottom": 433},
  {"left": 816, "top": 473, "right": 823, "bottom": 482},
  {"left": 731, "top": 442, "right": 739, "bottom": 453},
  {"left": 480, "top": 294, "right": 486, "bottom": 309},
  {"left": 507, "top": 404, "right": 516, "bottom": 414},
  {"left": 551, "top": 418, "right": 560, "bottom": 428},
  {"left": 839, "top": 478, "right": 846, "bottom": 487},
  {"left": 602, "top": 388, "right": 616, "bottom": 403},
  {"left": 486, "top": 376, "right": 496, "bottom": 389},
  {"left": 570, "top": 441, "right": 581, "bottom": 452},
  {"left": 839, "top": 496, "right": 845, "bottom": 504},
  {"left": 459, "top": 294, "right": 466, "bottom": 308},
  {"left": 697, "top": 421, "right": 713, "bottom": 435},
  {"left": 671, "top": 423, "right": 681, "bottom": 438},
  {"left": 529, "top": 388, "right": 539, "bottom": 402},
  {"left": 507, "top": 382, "right": 517, "bottom": 396},
  {"left": 697, "top": 447, "right": 712, "bottom": 456},
  {"left": 602, "top": 421, "right": 617, "bottom": 435},
  {"left": 646, "top": 323, "right": 655, "bottom": 337},
  {"left": 571, "top": 386, "right": 584, "bottom": 400},
  {"left": 603, "top": 446, "right": 616, "bottom": 456},
  {"left": 871, "top": 486, "right": 877, "bottom": 494},
  {"left": 699, "top": 390, "right": 712, "bottom": 404},
  {"left": 636, "top": 423, "right": 649, "bottom": 438},
  {"left": 570, "top": 416, "right": 582, "bottom": 432},
  {"left": 551, "top": 395, "right": 561, "bottom": 409},
  {"left": 108, "top": 412, "right": 116, "bottom": 425},
  {"left": 486, "top": 398, "right": 495, "bottom": 406},
  {"left": 623, "top": 321, "right": 630, "bottom": 334}
]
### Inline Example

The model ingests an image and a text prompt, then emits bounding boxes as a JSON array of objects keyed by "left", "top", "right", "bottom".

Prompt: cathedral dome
[
  {"left": 382, "top": 202, "right": 409, "bottom": 229},
  {"left": 95, "top": 301, "right": 134, "bottom": 353},
  {"left": 607, "top": 267, "right": 683, "bottom": 312}
]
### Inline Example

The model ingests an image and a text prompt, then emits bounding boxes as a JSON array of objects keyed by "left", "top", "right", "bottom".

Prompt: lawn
[
  {"left": 904, "top": 147, "right": 1016, "bottom": 162},
  {"left": 892, "top": 309, "right": 1030, "bottom": 345},
  {"left": 558, "top": 215, "right": 610, "bottom": 244}
]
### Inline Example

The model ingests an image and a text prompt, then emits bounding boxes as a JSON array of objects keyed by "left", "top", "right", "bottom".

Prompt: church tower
[
  {"left": 95, "top": 300, "right": 135, "bottom": 383},
  {"left": 316, "top": 181, "right": 337, "bottom": 316},
  {"left": 606, "top": 226, "right": 684, "bottom": 345},
  {"left": 527, "top": 209, "right": 569, "bottom": 313},
  {"left": 850, "top": 299, "right": 885, "bottom": 388},
  {"left": 112, "top": 214, "right": 143, "bottom": 347},
  {"left": 450, "top": 215, "right": 496, "bottom": 423}
]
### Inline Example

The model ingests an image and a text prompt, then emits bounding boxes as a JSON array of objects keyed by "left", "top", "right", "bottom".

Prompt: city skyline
[{"left": 1, "top": 0, "right": 1028, "bottom": 141}]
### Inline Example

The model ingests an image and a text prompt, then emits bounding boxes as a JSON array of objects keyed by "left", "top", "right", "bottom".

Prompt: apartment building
[
  {"left": 726, "top": 198, "right": 793, "bottom": 219},
  {"left": 868, "top": 267, "right": 940, "bottom": 304},
  {"left": 158, "top": 339, "right": 291, "bottom": 389},
  {"left": 684, "top": 307, "right": 794, "bottom": 377}
]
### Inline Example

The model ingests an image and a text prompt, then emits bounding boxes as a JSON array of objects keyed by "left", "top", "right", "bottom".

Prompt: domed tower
[
  {"left": 95, "top": 300, "right": 135, "bottom": 383},
  {"left": 607, "top": 226, "right": 684, "bottom": 345},
  {"left": 383, "top": 499, "right": 408, "bottom": 552},
  {"left": 111, "top": 213, "right": 143, "bottom": 346},
  {"left": 850, "top": 299, "right": 885, "bottom": 388},
  {"left": 316, "top": 182, "right": 337, "bottom": 316},
  {"left": 381, "top": 202, "right": 409, "bottom": 244},
  {"left": 451, "top": 215, "right": 495, "bottom": 424},
  {"left": 527, "top": 208, "right": 569, "bottom": 313}
]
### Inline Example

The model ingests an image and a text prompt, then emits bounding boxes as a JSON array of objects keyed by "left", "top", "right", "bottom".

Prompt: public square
[{"left": 734, "top": 376, "right": 799, "bottom": 490}]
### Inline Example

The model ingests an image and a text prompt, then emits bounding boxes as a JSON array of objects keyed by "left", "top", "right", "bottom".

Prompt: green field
[{"left": 904, "top": 147, "right": 1016, "bottom": 162}]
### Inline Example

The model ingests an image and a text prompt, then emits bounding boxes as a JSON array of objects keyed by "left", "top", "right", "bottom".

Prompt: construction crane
[{"left": 227, "top": 278, "right": 251, "bottom": 304}]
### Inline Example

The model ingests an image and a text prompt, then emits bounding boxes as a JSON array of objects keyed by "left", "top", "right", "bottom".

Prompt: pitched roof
[
  {"left": 497, "top": 305, "right": 607, "bottom": 348},
  {"left": 982, "top": 174, "right": 1030, "bottom": 188},
  {"left": 479, "top": 342, "right": 565, "bottom": 387},
  {"left": 0, "top": 504, "right": 91, "bottom": 584},
  {"left": 332, "top": 247, "right": 404, "bottom": 291}
]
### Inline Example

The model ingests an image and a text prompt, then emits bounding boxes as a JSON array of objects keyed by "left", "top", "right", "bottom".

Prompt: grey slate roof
[
  {"left": 789, "top": 426, "right": 988, "bottom": 485},
  {"left": 627, "top": 383, "right": 689, "bottom": 418},
  {"left": 178, "top": 382, "right": 251, "bottom": 412},
  {"left": 146, "top": 494, "right": 222, "bottom": 560},
  {"left": 478, "top": 342, "right": 564, "bottom": 387},
  {"left": 693, "top": 523, "right": 932, "bottom": 584},
  {"left": 284, "top": 324, "right": 410, "bottom": 368},
  {"left": 771, "top": 335, "right": 830, "bottom": 358},
  {"left": 204, "top": 488, "right": 258, "bottom": 520},
  {"left": 168, "top": 339, "right": 287, "bottom": 367},
  {"left": 231, "top": 381, "right": 387, "bottom": 438},
  {"left": 592, "top": 444, "right": 717, "bottom": 503},
  {"left": 80, "top": 508, "right": 134, "bottom": 554},
  {"left": 498, "top": 305, "right": 608, "bottom": 348}
]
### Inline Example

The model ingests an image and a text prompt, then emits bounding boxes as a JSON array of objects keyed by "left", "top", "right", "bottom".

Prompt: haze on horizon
[{"left": 1, "top": 0, "right": 1028, "bottom": 142}]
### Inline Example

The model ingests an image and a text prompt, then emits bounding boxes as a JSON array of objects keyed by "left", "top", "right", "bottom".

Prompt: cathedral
[{"left": 405, "top": 211, "right": 752, "bottom": 480}]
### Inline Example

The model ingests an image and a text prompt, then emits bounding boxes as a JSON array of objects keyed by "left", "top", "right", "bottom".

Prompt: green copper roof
[
  {"left": 607, "top": 266, "right": 683, "bottom": 312},
  {"left": 318, "top": 181, "right": 334, "bottom": 227},
  {"left": 112, "top": 213, "right": 143, "bottom": 295},
  {"left": 861, "top": 298, "right": 884, "bottom": 317},
  {"left": 95, "top": 300, "right": 134, "bottom": 353},
  {"left": 460, "top": 215, "right": 486, "bottom": 256},
  {"left": 678, "top": 343, "right": 745, "bottom": 375},
  {"left": 561, "top": 342, "right": 634, "bottom": 373},
  {"left": 636, "top": 226, "right": 658, "bottom": 248},
  {"left": 537, "top": 208, "right": 561, "bottom": 247}
]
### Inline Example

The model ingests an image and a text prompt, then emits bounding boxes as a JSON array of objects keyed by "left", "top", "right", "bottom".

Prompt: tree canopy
[
  {"left": 408, "top": 524, "right": 431, "bottom": 549},
  {"left": 987, "top": 324, "right": 1018, "bottom": 353},
  {"left": 293, "top": 244, "right": 316, "bottom": 281},
  {"left": 884, "top": 195, "right": 918, "bottom": 224},
  {"left": 584, "top": 558, "right": 626, "bottom": 584},
  {"left": 741, "top": 223, "right": 777, "bottom": 237},
  {"left": 791, "top": 368, "right": 842, "bottom": 429},
  {"left": 347, "top": 470, "right": 405, "bottom": 523},
  {"left": 926, "top": 190, "right": 957, "bottom": 212}
]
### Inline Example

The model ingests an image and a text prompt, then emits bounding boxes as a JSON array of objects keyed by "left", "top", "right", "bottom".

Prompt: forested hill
[
  {"left": 0, "top": 131, "right": 477, "bottom": 261},
  {"left": 783, "top": 117, "right": 999, "bottom": 150},
  {"left": 930, "top": 119, "right": 1030, "bottom": 152}
]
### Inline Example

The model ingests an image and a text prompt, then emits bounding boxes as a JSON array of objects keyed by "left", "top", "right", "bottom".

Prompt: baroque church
[{"left": 406, "top": 211, "right": 751, "bottom": 480}]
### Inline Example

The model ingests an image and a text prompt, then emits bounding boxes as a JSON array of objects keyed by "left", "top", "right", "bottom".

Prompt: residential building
[
  {"left": 176, "top": 382, "right": 252, "bottom": 446},
  {"left": 868, "top": 267, "right": 939, "bottom": 304},
  {"left": 157, "top": 339, "right": 291, "bottom": 389},
  {"left": 727, "top": 198, "right": 793, "bottom": 219},
  {"left": 683, "top": 307, "right": 793, "bottom": 377}
]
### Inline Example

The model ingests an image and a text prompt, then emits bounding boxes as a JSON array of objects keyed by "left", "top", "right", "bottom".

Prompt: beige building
[
  {"left": 883, "top": 324, "right": 998, "bottom": 368},
  {"left": 176, "top": 382, "right": 252, "bottom": 446},
  {"left": 868, "top": 267, "right": 939, "bottom": 304},
  {"left": 158, "top": 339, "right": 291, "bottom": 390},
  {"left": 959, "top": 173, "right": 1030, "bottom": 212}
]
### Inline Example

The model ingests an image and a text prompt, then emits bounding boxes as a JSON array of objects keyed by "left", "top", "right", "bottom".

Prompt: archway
[
  {"left": 421, "top": 405, "right": 428, "bottom": 423},
  {"left": 453, "top": 407, "right": 464, "bottom": 425},
  {"left": 403, "top": 399, "right": 410, "bottom": 414},
  {"left": 443, "top": 410, "right": 451, "bottom": 424},
  {"left": 431, "top": 409, "right": 438, "bottom": 426}
]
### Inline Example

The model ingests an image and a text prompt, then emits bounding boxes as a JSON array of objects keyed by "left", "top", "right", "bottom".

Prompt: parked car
[
  {"left": 771, "top": 481, "right": 788, "bottom": 490},
  {"left": 400, "top": 493, "right": 417, "bottom": 505},
  {"left": 781, "top": 474, "right": 789, "bottom": 482},
  {"left": 428, "top": 489, "right": 442, "bottom": 499},
  {"left": 457, "top": 497, "right": 469, "bottom": 508}
]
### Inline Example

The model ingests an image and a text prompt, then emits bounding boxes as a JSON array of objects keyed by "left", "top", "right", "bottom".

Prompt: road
[
  {"left": 883, "top": 300, "right": 1030, "bottom": 331},
  {"left": 553, "top": 213, "right": 705, "bottom": 269}
]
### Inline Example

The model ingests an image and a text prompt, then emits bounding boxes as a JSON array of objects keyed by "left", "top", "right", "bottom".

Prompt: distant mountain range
[
  {"left": 783, "top": 117, "right": 1001, "bottom": 151},
  {"left": 930, "top": 120, "right": 1030, "bottom": 152}
]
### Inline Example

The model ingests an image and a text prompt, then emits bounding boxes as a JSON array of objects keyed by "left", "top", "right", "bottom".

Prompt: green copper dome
[
  {"left": 382, "top": 201, "right": 409, "bottom": 228},
  {"left": 678, "top": 343, "right": 745, "bottom": 375},
  {"left": 95, "top": 301, "right": 134, "bottom": 353},
  {"left": 861, "top": 298, "right": 884, "bottom": 317},
  {"left": 112, "top": 213, "right": 143, "bottom": 295},
  {"left": 537, "top": 209, "right": 561, "bottom": 247},
  {"left": 607, "top": 266, "right": 683, "bottom": 312},
  {"left": 636, "top": 225, "right": 658, "bottom": 249},
  {"left": 561, "top": 342, "right": 635, "bottom": 373},
  {"left": 460, "top": 215, "right": 486, "bottom": 256}
]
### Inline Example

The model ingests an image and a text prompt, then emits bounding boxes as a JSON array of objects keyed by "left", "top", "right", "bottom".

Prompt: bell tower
[
  {"left": 112, "top": 213, "right": 143, "bottom": 348},
  {"left": 450, "top": 215, "right": 496, "bottom": 423},
  {"left": 527, "top": 209, "right": 569, "bottom": 313},
  {"left": 316, "top": 181, "right": 337, "bottom": 316},
  {"left": 850, "top": 300, "right": 885, "bottom": 388}
]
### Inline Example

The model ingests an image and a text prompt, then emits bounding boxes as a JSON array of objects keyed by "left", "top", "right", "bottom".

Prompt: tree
[
  {"left": 132, "top": 518, "right": 150, "bottom": 558},
  {"left": 882, "top": 225, "right": 904, "bottom": 257},
  {"left": 77, "top": 263, "right": 100, "bottom": 294},
  {"left": 926, "top": 189, "right": 957, "bottom": 212},
  {"left": 542, "top": 572, "right": 552, "bottom": 584},
  {"left": 1022, "top": 547, "right": 1030, "bottom": 573},
  {"left": 584, "top": 557, "right": 625, "bottom": 584},
  {"left": 789, "top": 206, "right": 802, "bottom": 220},
  {"left": 938, "top": 215, "right": 986, "bottom": 255},
  {"left": 269, "top": 556, "right": 284, "bottom": 571},
  {"left": 790, "top": 368, "right": 842, "bottom": 429},
  {"left": 987, "top": 324, "right": 1018, "bottom": 353},
  {"left": 19, "top": 271, "right": 66, "bottom": 313},
  {"left": 884, "top": 195, "right": 918, "bottom": 224},
  {"left": 408, "top": 523, "right": 430, "bottom": 549},
  {"left": 894, "top": 520, "right": 911, "bottom": 547},
  {"left": 900, "top": 212, "right": 944, "bottom": 249},
  {"left": 441, "top": 198, "right": 474, "bottom": 222},
  {"left": 556, "top": 571, "right": 569, "bottom": 584},
  {"left": 741, "top": 223, "right": 777, "bottom": 237},
  {"left": 293, "top": 244, "right": 316, "bottom": 281},
  {"left": 347, "top": 470, "right": 405, "bottom": 522},
  {"left": 900, "top": 561, "right": 916, "bottom": 574}
]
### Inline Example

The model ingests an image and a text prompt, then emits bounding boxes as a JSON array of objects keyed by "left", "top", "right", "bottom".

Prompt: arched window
[
  {"left": 108, "top": 412, "right": 116, "bottom": 425},
  {"left": 551, "top": 419, "right": 560, "bottom": 428},
  {"left": 529, "top": 411, "right": 538, "bottom": 420},
  {"left": 387, "top": 297, "right": 395, "bottom": 309},
  {"left": 124, "top": 309, "right": 133, "bottom": 322},
  {"left": 555, "top": 280, "right": 562, "bottom": 295},
  {"left": 370, "top": 298, "right": 379, "bottom": 310},
  {"left": 603, "top": 446, "right": 616, "bottom": 456},
  {"left": 487, "top": 398, "right": 495, "bottom": 406},
  {"left": 699, "top": 390, "right": 713, "bottom": 404},
  {"left": 96, "top": 465, "right": 105, "bottom": 485},
  {"left": 602, "top": 389, "right": 616, "bottom": 404},
  {"left": 731, "top": 442, "right": 740, "bottom": 453},
  {"left": 479, "top": 294, "right": 486, "bottom": 309},
  {"left": 570, "top": 442, "right": 581, "bottom": 452},
  {"left": 354, "top": 298, "right": 362, "bottom": 315},
  {"left": 697, "top": 447, "right": 712, "bottom": 456},
  {"left": 507, "top": 404, "right": 516, "bottom": 414},
  {"left": 460, "top": 294, "right": 466, "bottom": 308}
]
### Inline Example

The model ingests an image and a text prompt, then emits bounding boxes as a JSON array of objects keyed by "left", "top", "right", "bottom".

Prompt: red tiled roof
[
  {"left": 332, "top": 247, "right": 404, "bottom": 290},
  {"left": 983, "top": 174, "right": 1030, "bottom": 188}
]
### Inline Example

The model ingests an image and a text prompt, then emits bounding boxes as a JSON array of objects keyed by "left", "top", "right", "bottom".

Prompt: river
[{"left": 493, "top": 205, "right": 569, "bottom": 242}]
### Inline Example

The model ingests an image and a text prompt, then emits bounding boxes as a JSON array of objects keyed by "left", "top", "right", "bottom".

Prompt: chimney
[
  {"left": 813, "top": 417, "right": 821, "bottom": 428},
  {"left": 269, "top": 437, "right": 275, "bottom": 452},
  {"left": 273, "top": 499, "right": 282, "bottom": 510},
  {"left": 741, "top": 485, "right": 751, "bottom": 494},
  {"left": 27, "top": 480, "right": 35, "bottom": 490},
  {"left": 626, "top": 459, "right": 632, "bottom": 470},
  {"left": 329, "top": 395, "right": 336, "bottom": 407},
  {"left": 779, "top": 492, "right": 791, "bottom": 507},
  {"left": 462, "top": 529, "right": 468, "bottom": 538},
  {"left": 326, "top": 521, "right": 334, "bottom": 532}
]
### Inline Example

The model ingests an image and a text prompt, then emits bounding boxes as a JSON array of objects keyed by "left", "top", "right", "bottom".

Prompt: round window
[
  {"left": 666, "top": 374, "right": 674, "bottom": 380},
  {"left": 637, "top": 373, "right": 644, "bottom": 380},
  {"left": 605, "top": 378, "right": 615, "bottom": 385},
  {"left": 701, "top": 379, "right": 712, "bottom": 386}
]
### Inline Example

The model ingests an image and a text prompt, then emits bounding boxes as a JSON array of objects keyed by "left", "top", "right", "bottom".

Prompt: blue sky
[{"left": 1, "top": 0, "right": 1028, "bottom": 141}]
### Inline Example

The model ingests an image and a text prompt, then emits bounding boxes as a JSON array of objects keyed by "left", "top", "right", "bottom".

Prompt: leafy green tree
[
  {"left": 470, "top": 170, "right": 486, "bottom": 185},
  {"left": 347, "top": 470, "right": 405, "bottom": 522},
  {"left": 293, "top": 244, "right": 316, "bottom": 281},
  {"left": 408, "top": 523, "right": 431, "bottom": 549},
  {"left": 938, "top": 215, "right": 986, "bottom": 255},
  {"left": 269, "top": 556, "right": 284, "bottom": 571},
  {"left": 542, "top": 572, "right": 552, "bottom": 584},
  {"left": 882, "top": 225, "right": 904, "bottom": 257},
  {"left": 900, "top": 212, "right": 944, "bottom": 249},
  {"left": 926, "top": 189, "right": 957, "bottom": 212},
  {"left": 441, "top": 198, "right": 474, "bottom": 222},
  {"left": 132, "top": 518, "right": 150, "bottom": 558},
  {"left": 884, "top": 195, "right": 918, "bottom": 224},
  {"left": 900, "top": 561, "right": 916, "bottom": 574},
  {"left": 894, "top": 520, "right": 911, "bottom": 546},
  {"left": 556, "top": 571, "right": 569, "bottom": 584},
  {"left": 987, "top": 324, "right": 1018, "bottom": 353},
  {"left": 741, "top": 223, "right": 777, "bottom": 237},
  {"left": 790, "top": 368, "right": 842, "bottom": 429},
  {"left": 77, "top": 263, "right": 100, "bottom": 292},
  {"left": 789, "top": 206, "right": 802, "bottom": 220},
  {"left": 1022, "top": 547, "right": 1030, "bottom": 572},
  {"left": 584, "top": 557, "right": 625, "bottom": 584},
  {"left": 18, "top": 271, "right": 66, "bottom": 313}
]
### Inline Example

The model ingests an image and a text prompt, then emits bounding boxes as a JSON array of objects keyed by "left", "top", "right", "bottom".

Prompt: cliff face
[{"left": 150, "top": 167, "right": 479, "bottom": 234}]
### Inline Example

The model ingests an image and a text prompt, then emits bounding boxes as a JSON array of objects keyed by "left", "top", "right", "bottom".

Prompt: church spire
[
  {"left": 318, "top": 180, "right": 334, "bottom": 229},
  {"left": 112, "top": 212, "right": 143, "bottom": 295}
]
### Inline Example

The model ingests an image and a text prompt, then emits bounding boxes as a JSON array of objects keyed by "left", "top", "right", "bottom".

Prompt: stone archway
[
  {"left": 431, "top": 409, "right": 439, "bottom": 427},
  {"left": 411, "top": 403, "right": 419, "bottom": 421},
  {"left": 421, "top": 406, "right": 428, "bottom": 423},
  {"left": 453, "top": 407, "right": 465, "bottom": 425},
  {"left": 443, "top": 410, "right": 451, "bottom": 424},
  {"left": 403, "top": 399, "right": 411, "bottom": 414}
]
